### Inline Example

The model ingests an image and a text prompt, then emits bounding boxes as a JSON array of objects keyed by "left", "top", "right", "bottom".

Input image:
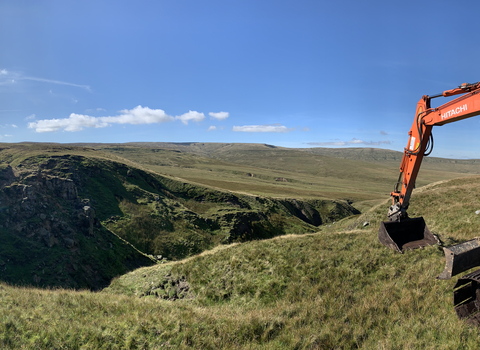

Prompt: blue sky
[{"left": 2, "top": 0, "right": 480, "bottom": 158}]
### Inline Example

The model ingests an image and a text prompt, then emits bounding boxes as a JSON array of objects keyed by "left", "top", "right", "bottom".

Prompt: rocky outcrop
[
  {"left": 0, "top": 175, "right": 98, "bottom": 247},
  {"left": 140, "top": 274, "right": 191, "bottom": 300},
  {"left": 0, "top": 165, "right": 15, "bottom": 189},
  {"left": 0, "top": 164, "right": 154, "bottom": 290}
]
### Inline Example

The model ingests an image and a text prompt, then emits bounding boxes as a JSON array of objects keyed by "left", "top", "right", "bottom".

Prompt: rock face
[
  {"left": 0, "top": 162, "right": 153, "bottom": 290},
  {"left": 1, "top": 175, "right": 97, "bottom": 247}
]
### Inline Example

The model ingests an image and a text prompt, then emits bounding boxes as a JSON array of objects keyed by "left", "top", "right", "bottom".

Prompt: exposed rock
[
  {"left": 0, "top": 165, "right": 15, "bottom": 189},
  {"left": 63, "top": 237, "right": 76, "bottom": 248},
  {"left": 142, "top": 275, "right": 191, "bottom": 300},
  {"left": 82, "top": 206, "right": 96, "bottom": 236},
  {"left": 0, "top": 160, "right": 154, "bottom": 290}
]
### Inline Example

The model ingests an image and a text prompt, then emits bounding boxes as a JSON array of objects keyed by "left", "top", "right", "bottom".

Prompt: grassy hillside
[
  {"left": 85, "top": 143, "right": 477, "bottom": 209},
  {"left": 2, "top": 176, "right": 480, "bottom": 348},
  {"left": 0, "top": 145, "right": 154, "bottom": 290},
  {"left": 0, "top": 144, "right": 360, "bottom": 289}
]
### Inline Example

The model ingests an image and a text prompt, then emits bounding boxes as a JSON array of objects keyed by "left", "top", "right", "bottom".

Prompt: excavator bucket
[
  {"left": 437, "top": 238, "right": 480, "bottom": 280},
  {"left": 378, "top": 217, "right": 439, "bottom": 253},
  {"left": 453, "top": 269, "right": 480, "bottom": 326}
]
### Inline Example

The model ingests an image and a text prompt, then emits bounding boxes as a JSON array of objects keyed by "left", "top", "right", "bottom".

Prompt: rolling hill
[
  {"left": 0, "top": 143, "right": 359, "bottom": 289},
  {"left": 74, "top": 142, "right": 480, "bottom": 210},
  {"left": 2, "top": 174, "right": 480, "bottom": 348}
]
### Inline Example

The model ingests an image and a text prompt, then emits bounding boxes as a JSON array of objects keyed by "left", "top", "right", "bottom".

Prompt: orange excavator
[{"left": 379, "top": 81, "right": 480, "bottom": 325}]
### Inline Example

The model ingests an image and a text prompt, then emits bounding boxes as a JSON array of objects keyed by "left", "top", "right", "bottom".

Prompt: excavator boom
[
  {"left": 378, "top": 81, "right": 480, "bottom": 325},
  {"left": 379, "top": 81, "right": 480, "bottom": 262}
]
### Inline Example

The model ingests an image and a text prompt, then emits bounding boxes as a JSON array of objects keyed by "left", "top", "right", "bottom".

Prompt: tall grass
[{"left": 2, "top": 227, "right": 479, "bottom": 349}]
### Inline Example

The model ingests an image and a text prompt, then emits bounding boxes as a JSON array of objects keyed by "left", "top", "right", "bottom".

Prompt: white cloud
[
  {"left": 232, "top": 124, "right": 295, "bottom": 133},
  {"left": 103, "top": 106, "right": 174, "bottom": 125},
  {"left": 209, "top": 111, "right": 229, "bottom": 120},
  {"left": 28, "top": 105, "right": 175, "bottom": 133},
  {"left": 207, "top": 125, "right": 217, "bottom": 131},
  {"left": 175, "top": 111, "right": 205, "bottom": 125},
  {"left": 307, "top": 138, "right": 391, "bottom": 146},
  {"left": 29, "top": 114, "right": 108, "bottom": 132},
  {"left": 0, "top": 69, "right": 7, "bottom": 75},
  {"left": 11, "top": 124, "right": 17, "bottom": 128},
  {"left": 25, "top": 114, "right": 36, "bottom": 120}
]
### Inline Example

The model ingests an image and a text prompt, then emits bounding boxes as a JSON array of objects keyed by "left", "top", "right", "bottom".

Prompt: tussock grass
[{"left": 3, "top": 226, "right": 479, "bottom": 349}]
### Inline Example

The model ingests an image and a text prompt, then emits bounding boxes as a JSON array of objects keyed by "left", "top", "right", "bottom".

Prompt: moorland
[{"left": 1, "top": 142, "right": 480, "bottom": 349}]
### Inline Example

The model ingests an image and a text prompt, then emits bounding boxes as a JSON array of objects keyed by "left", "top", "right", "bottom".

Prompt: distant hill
[{"left": 71, "top": 142, "right": 480, "bottom": 208}]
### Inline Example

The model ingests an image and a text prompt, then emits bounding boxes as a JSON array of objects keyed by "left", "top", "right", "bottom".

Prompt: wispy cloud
[
  {"left": 25, "top": 114, "right": 36, "bottom": 120},
  {"left": 0, "top": 69, "right": 15, "bottom": 86},
  {"left": 207, "top": 125, "right": 217, "bottom": 131},
  {"left": 209, "top": 111, "right": 229, "bottom": 120},
  {"left": 232, "top": 124, "right": 295, "bottom": 133},
  {"left": 175, "top": 111, "right": 205, "bottom": 125},
  {"left": 0, "top": 69, "right": 91, "bottom": 91},
  {"left": 85, "top": 108, "right": 107, "bottom": 113},
  {"left": 28, "top": 105, "right": 174, "bottom": 132},
  {"left": 23, "top": 76, "right": 91, "bottom": 91},
  {"left": 380, "top": 130, "right": 388, "bottom": 135},
  {"left": 307, "top": 138, "right": 391, "bottom": 146}
]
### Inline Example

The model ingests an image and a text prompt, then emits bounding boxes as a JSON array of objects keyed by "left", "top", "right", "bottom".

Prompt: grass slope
[
  {"left": 0, "top": 144, "right": 358, "bottom": 280},
  {"left": 2, "top": 176, "right": 480, "bottom": 348},
  {"left": 88, "top": 143, "right": 477, "bottom": 209}
]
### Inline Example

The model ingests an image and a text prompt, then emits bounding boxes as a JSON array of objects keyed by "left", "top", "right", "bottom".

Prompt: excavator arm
[
  {"left": 379, "top": 81, "right": 480, "bottom": 327},
  {"left": 379, "top": 82, "right": 480, "bottom": 255},
  {"left": 389, "top": 81, "right": 480, "bottom": 221}
]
